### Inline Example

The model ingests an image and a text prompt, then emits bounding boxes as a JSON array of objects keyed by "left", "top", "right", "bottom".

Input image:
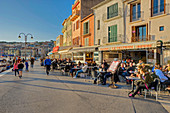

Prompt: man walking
[
  {"left": 44, "top": 56, "right": 51, "bottom": 75},
  {"left": 30, "top": 57, "right": 35, "bottom": 68}
]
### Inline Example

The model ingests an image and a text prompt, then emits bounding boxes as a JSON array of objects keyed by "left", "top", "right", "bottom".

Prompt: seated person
[
  {"left": 92, "top": 61, "right": 97, "bottom": 66},
  {"left": 69, "top": 62, "right": 75, "bottom": 77},
  {"left": 117, "top": 63, "right": 126, "bottom": 78},
  {"left": 73, "top": 62, "right": 88, "bottom": 78},
  {"left": 155, "top": 66, "right": 170, "bottom": 86},
  {"left": 129, "top": 69, "right": 156, "bottom": 97}
]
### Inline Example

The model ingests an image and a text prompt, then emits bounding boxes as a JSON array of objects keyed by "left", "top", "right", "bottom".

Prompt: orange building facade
[
  {"left": 71, "top": 0, "right": 81, "bottom": 47},
  {"left": 81, "top": 14, "right": 94, "bottom": 47}
]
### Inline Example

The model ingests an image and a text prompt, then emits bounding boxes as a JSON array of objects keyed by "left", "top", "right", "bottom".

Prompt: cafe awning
[
  {"left": 99, "top": 41, "right": 157, "bottom": 51},
  {"left": 69, "top": 46, "right": 99, "bottom": 53},
  {"left": 58, "top": 47, "right": 72, "bottom": 54}
]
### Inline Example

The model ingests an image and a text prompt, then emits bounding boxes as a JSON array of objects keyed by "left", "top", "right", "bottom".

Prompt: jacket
[
  {"left": 13, "top": 63, "right": 18, "bottom": 70},
  {"left": 44, "top": 59, "right": 51, "bottom": 66}
]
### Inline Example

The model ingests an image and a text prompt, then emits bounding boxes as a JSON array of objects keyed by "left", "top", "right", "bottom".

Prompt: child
[
  {"left": 13, "top": 61, "right": 19, "bottom": 76},
  {"left": 25, "top": 60, "right": 29, "bottom": 72},
  {"left": 18, "top": 61, "right": 24, "bottom": 78}
]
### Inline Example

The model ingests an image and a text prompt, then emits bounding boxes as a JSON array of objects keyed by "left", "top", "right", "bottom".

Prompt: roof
[{"left": 91, "top": 0, "right": 112, "bottom": 9}]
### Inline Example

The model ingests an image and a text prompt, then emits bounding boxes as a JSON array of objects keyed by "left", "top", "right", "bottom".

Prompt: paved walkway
[{"left": 0, "top": 61, "right": 169, "bottom": 113}]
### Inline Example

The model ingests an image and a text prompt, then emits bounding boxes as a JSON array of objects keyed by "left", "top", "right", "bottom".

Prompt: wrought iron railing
[
  {"left": 102, "top": 8, "right": 123, "bottom": 21},
  {"left": 131, "top": 35, "right": 155, "bottom": 42},
  {"left": 102, "top": 34, "right": 125, "bottom": 44}
]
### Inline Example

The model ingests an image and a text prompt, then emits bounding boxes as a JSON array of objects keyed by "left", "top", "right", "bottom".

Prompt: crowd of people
[
  {"left": 12, "top": 57, "right": 35, "bottom": 78},
  {"left": 42, "top": 57, "right": 170, "bottom": 97}
]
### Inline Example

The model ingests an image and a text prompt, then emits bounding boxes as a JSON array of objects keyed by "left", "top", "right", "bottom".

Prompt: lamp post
[{"left": 18, "top": 33, "right": 33, "bottom": 60}]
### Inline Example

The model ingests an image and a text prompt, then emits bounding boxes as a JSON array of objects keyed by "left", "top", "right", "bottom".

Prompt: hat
[{"left": 85, "top": 62, "right": 88, "bottom": 64}]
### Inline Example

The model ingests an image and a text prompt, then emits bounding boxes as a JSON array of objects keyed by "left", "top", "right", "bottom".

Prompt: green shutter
[
  {"left": 83, "top": 23, "right": 86, "bottom": 35},
  {"left": 87, "top": 38, "right": 89, "bottom": 46},
  {"left": 113, "top": 25, "right": 117, "bottom": 42}
]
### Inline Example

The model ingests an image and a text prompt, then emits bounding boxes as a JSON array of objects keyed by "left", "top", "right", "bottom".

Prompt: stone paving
[{"left": 0, "top": 61, "right": 169, "bottom": 113}]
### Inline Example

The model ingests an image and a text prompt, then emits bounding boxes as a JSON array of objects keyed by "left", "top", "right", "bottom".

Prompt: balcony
[
  {"left": 102, "top": 34, "right": 125, "bottom": 44},
  {"left": 130, "top": 11, "right": 144, "bottom": 22},
  {"left": 71, "top": 10, "right": 80, "bottom": 21},
  {"left": 150, "top": 4, "right": 170, "bottom": 17},
  {"left": 131, "top": 35, "right": 155, "bottom": 42}
]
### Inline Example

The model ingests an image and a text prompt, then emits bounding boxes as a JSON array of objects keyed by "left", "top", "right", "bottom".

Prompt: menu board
[{"left": 108, "top": 61, "right": 120, "bottom": 72}]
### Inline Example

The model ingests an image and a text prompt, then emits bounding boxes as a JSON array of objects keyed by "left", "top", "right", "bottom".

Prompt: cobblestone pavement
[{"left": 0, "top": 61, "right": 169, "bottom": 113}]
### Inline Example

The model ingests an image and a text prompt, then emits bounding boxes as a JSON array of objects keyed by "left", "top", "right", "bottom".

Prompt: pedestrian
[
  {"left": 18, "top": 61, "right": 24, "bottom": 78},
  {"left": 30, "top": 57, "right": 35, "bottom": 68},
  {"left": 44, "top": 56, "right": 51, "bottom": 75},
  {"left": 13, "top": 61, "right": 19, "bottom": 76},
  {"left": 25, "top": 60, "right": 29, "bottom": 72}
]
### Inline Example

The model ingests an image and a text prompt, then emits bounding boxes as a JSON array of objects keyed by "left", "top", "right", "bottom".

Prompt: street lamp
[{"left": 18, "top": 33, "right": 34, "bottom": 60}]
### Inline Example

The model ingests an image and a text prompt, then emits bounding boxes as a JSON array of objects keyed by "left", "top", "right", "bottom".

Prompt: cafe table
[{"left": 126, "top": 76, "right": 140, "bottom": 94}]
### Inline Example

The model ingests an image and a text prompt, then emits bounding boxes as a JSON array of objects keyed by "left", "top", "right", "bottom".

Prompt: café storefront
[
  {"left": 99, "top": 41, "right": 157, "bottom": 64},
  {"left": 69, "top": 46, "right": 99, "bottom": 64}
]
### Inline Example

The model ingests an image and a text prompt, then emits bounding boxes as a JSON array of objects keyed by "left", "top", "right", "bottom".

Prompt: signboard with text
[{"left": 108, "top": 61, "right": 120, "bottom": 72}]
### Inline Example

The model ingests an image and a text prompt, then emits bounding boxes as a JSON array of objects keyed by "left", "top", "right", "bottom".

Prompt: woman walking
[
  {"left": 18, "top": 61, "right": 24, "bottom": 79},
  {"left": 13, "top": 61, "right": 19, "bottom": 76}
]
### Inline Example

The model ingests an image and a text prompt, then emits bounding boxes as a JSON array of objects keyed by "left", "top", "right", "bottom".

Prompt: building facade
[
  {"left": 92, "top": 0, "right": 124, "bottom": 63},
  {"left": 124, "top": 0, "right": 170, "bottom": 64},
  {"left": 62, "top": 16, "right": 72, "bottom": 46}
]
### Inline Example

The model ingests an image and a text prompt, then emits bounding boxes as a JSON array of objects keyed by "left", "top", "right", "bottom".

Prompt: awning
[
  {"left": 99, "top": 41, "right": 157, "bottom": 51},
  {"left": 58, "top": 47, "right": 72, "bottom": 54},
  {"left": 69, "top": 46, "right": 99, "bottom": 53}
]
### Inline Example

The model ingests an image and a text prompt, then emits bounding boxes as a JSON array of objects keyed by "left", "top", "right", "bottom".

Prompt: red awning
[{"left": 52, "top": 46, "right": 59, "bottom": 53}]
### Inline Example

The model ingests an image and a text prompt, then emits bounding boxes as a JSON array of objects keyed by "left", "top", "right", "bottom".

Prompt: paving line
[{"left": 0, "top": 69, "right": 11, "bottom": 77}]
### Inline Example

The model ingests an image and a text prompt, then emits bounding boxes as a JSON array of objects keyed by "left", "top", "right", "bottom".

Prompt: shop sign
[
  {"left": 100, "top": 44, "right": 154, "bottom": 51},
  {"left": 52, "top": 46, "right": 59, "bottom": 53},
  {"left": 108, "top": 61, "right": 120, "bottom": 72}
]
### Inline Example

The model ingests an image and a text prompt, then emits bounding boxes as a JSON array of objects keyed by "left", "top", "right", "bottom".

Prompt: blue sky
[{"left": 0, "top": 0, "right": 74, "bottom": 42}]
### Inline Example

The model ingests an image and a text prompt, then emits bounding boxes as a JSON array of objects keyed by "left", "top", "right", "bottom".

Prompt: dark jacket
[
  {"left": 18, "top": 63, "right": 24, "bottom": 69},
  {"left": 117, "top": 67, "right": 126, "bottom": 75}
]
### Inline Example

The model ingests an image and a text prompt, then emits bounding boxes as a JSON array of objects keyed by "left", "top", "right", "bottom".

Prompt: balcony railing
[
  {"left": 71, "top": 10, "right": 80, "bottom": 21},
  {"left": 150, "top": 3, "right": 170, "bottom": 17},
  {"left": 102, "top": 8, "right": 123, "bottom": 21},
  {"left": 102, "top": 34, "right": 125, "bottom": 44},
  {"left": 130, "top": 11, "right": 144, "bottom": 22},
  {"left": 131, "top": 35, "right": 155, "bottom": 42}
]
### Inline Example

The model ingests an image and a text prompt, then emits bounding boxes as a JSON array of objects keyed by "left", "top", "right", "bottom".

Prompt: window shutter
[
  {"left": 146, "top": 23, "right": 149, "bottom": 41},
  {"left": 132, "top": 26, "right": 136, "bottom": 42},
  {"left": 87, "top": 38, "right": 89, "bottom": 46},
  {"left": 83, "top": 23, "right": 85, "bottom": 35},
  {"left": 114, "top": 25, "right": 117, "bottom": 42},
  {"left": 111, "top": 26, "right": 114, "bottom": 42},
  {"left": 130, "top": 4, "right": 133, "bottom": 22},
  {"left": 151, "top": 0, "right": 153, "bottom": 17},
  {"left": 88, "top": 21, "right": 90, "bottom": 34}
]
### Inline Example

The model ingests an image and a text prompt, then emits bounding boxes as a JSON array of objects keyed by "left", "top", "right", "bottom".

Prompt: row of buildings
[
  {"left": 50, "top": 0, "right": 170, "bottom": 65},
  {"left": 0, "top": 41, "right": 54, "bottom": 58}
]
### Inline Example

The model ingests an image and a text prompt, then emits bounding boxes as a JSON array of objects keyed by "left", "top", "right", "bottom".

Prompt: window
[
  {"left": 131, "top": 3, "right": 141, "bottom": 22},
  {"left": 73, "top": 23, "right": 75, "bottom": 31},
  {"left": 97, "top": 20, "right": 100, "bottom": 30},
  {"left": 98, "top": 39, "right": 100, "bottom": 45},
  {"left": 159, "top": 26, "right": 164, "bottom": 31},
  {"left": 152, "top": 0, "right": 165, "bottom": 16},
  {"left": 76, "top": 20, "right": 79, "bottom": 29},
  {"left": 108, "top": 25, "right": 117, "bottom": 42},
  {"left": 84, "top": 38, "right": 89, "bottom": 46},
  {"left": 83, "top": 21, "right": 89, "bottom": 35},
  {"left": 107, "top": 3, "right": 118, "bottom": 19}
]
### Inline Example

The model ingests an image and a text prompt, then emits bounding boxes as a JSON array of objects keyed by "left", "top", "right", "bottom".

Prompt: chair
[{"left": 144, "top": 79, "right": 159, "bottom": 101}]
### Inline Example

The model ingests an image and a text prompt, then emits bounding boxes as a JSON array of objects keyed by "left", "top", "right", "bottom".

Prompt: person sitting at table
[
  {"left": 92, "top": 61, "right": 97, "bottom": 66},
  {"left": 103, "top": 60, "right": 108, "bottom": 71},
  {"left": 117, "top": 63, "right": 126, "bottom": 81},
  {"left": 73, "top": 62, "right": 88, "bottom": 78},
  {"left": 69, "top": 62, "right": 75, "bottom": 78},
  {"left": 155, "top": 66, "right": 170, "bottom": 86},
  {"left": 129, "top": 68, "right": 154, "bottom": 97}
]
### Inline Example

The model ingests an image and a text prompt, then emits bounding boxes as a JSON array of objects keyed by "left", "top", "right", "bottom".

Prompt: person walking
[
  {"left": 13, "top": 61, "right": 19, "bottom": 76},
  {"left": 18, "top": 61, "right": 24, "bottom": 79},
  {"left": 25, "top": 60, "right": 29, "bottom": 72},
  {"left": 30, "top": 57, "right": 35, "bottom": 68},
  {"left": 44, "top": 56, "right": 51, "bottom": 75}
]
